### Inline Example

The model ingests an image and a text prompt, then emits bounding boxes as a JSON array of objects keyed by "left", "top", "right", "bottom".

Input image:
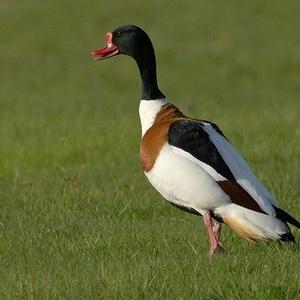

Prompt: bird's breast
[{"left": 139, "top": 101, "right": 186, "bottom": 172}]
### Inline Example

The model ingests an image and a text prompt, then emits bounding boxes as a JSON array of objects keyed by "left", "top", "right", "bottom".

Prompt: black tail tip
[{"left": 280, "top": 232, "right": 296, "bottom": 243}]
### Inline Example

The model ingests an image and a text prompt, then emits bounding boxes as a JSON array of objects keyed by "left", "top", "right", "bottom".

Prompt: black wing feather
[{"left": 168, "top": 119, "right": 236, "bottom": 181}]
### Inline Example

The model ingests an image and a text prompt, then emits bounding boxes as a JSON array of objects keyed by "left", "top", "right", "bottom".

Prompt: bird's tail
[
  {"left": 215, "top": 204, "right": 295, "bottom": 242},
  {"left": 273, "top": 206, "right": 300, "bottom": 229}
]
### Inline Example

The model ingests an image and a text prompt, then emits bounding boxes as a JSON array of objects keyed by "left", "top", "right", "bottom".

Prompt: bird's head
[{"left": 91, "top": 25, "right": 153, "bottom": 61}]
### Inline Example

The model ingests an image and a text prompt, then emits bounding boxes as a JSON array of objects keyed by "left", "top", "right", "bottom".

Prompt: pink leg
[
  {"left": 203, "top": 213, "right": 224, "bottom": 256},
  {"left": 213, "top": 222, "right": 222, "bottom": 240}
]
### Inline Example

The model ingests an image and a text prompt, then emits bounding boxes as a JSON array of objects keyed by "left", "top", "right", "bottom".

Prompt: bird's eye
[{"left": 116, "top": 31, "right": 122, "bottom": 36}]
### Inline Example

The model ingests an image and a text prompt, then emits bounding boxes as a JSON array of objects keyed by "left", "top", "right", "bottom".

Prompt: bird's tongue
[{"left": 91, "top": 32, "right": 119, "bottom": 60}]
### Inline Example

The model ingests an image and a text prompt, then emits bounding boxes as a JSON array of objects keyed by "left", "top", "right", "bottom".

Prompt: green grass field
[{"left": 1, "top": 0, "right": 300, "bottom": 298}]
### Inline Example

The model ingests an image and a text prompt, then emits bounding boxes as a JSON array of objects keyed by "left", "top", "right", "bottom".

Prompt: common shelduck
[{"left": 91, "top": 25, "right": 300, "bottom": 255}]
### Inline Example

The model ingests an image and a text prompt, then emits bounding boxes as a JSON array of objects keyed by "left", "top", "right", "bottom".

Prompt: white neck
[{"left": 139, "top": 98, "right": 168, "bottom": 136}]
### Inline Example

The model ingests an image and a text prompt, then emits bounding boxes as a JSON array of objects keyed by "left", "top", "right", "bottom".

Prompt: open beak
[{"left": 91, "top": 32, "right": 119, "bottom": 60}]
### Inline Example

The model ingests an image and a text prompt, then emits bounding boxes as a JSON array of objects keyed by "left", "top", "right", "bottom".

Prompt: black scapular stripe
[
  {"left": 168, "top": 119, "right": 236, "bottom": 181},
  {"left": 200, "top": 120, "right": 228, "bottom": 140}
]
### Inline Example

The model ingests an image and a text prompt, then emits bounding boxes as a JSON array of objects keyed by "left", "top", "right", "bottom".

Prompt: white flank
[
  {"left": 201, "top": 122, "right": 277, "bottom": 216},
  {"left": 139, "top": 98, "right": 168, "bottom": 136},
  {"left": 145, "top": 144, "right": 231, "bottom": 214},
  {"left": 170, "top": 145, "right": 226, "bottom": 181}
]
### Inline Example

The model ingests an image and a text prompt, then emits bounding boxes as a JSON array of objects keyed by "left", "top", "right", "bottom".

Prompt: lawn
[{"left": 0, "top": 0, "right": 299, "bottom": 298}]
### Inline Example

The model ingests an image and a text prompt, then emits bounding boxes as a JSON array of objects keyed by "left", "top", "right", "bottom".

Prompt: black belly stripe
[
  {"left": 169, "top": 202, "right": 201, "bottom": 215},
  {"left": 168, "top": 202, "right": 224, "bottom": 223}
]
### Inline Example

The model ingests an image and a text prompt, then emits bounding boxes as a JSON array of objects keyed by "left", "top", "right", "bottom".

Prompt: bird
[{"left": 91, "top": 25, "right": 300, "bottom": 255}]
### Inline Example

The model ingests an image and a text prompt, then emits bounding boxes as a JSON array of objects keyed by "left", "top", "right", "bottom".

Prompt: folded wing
[{"left": 168, "top": 119, "right": 277, "bottom": 216}]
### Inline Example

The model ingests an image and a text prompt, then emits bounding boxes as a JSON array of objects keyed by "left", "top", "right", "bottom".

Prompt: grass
[{"left": 0, "top": 0, "right": 300, "bottom": 298}]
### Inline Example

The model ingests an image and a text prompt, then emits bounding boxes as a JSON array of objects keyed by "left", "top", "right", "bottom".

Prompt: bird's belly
[{"left": 145, "top": 144, "right": 230, "bottom": 212}]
